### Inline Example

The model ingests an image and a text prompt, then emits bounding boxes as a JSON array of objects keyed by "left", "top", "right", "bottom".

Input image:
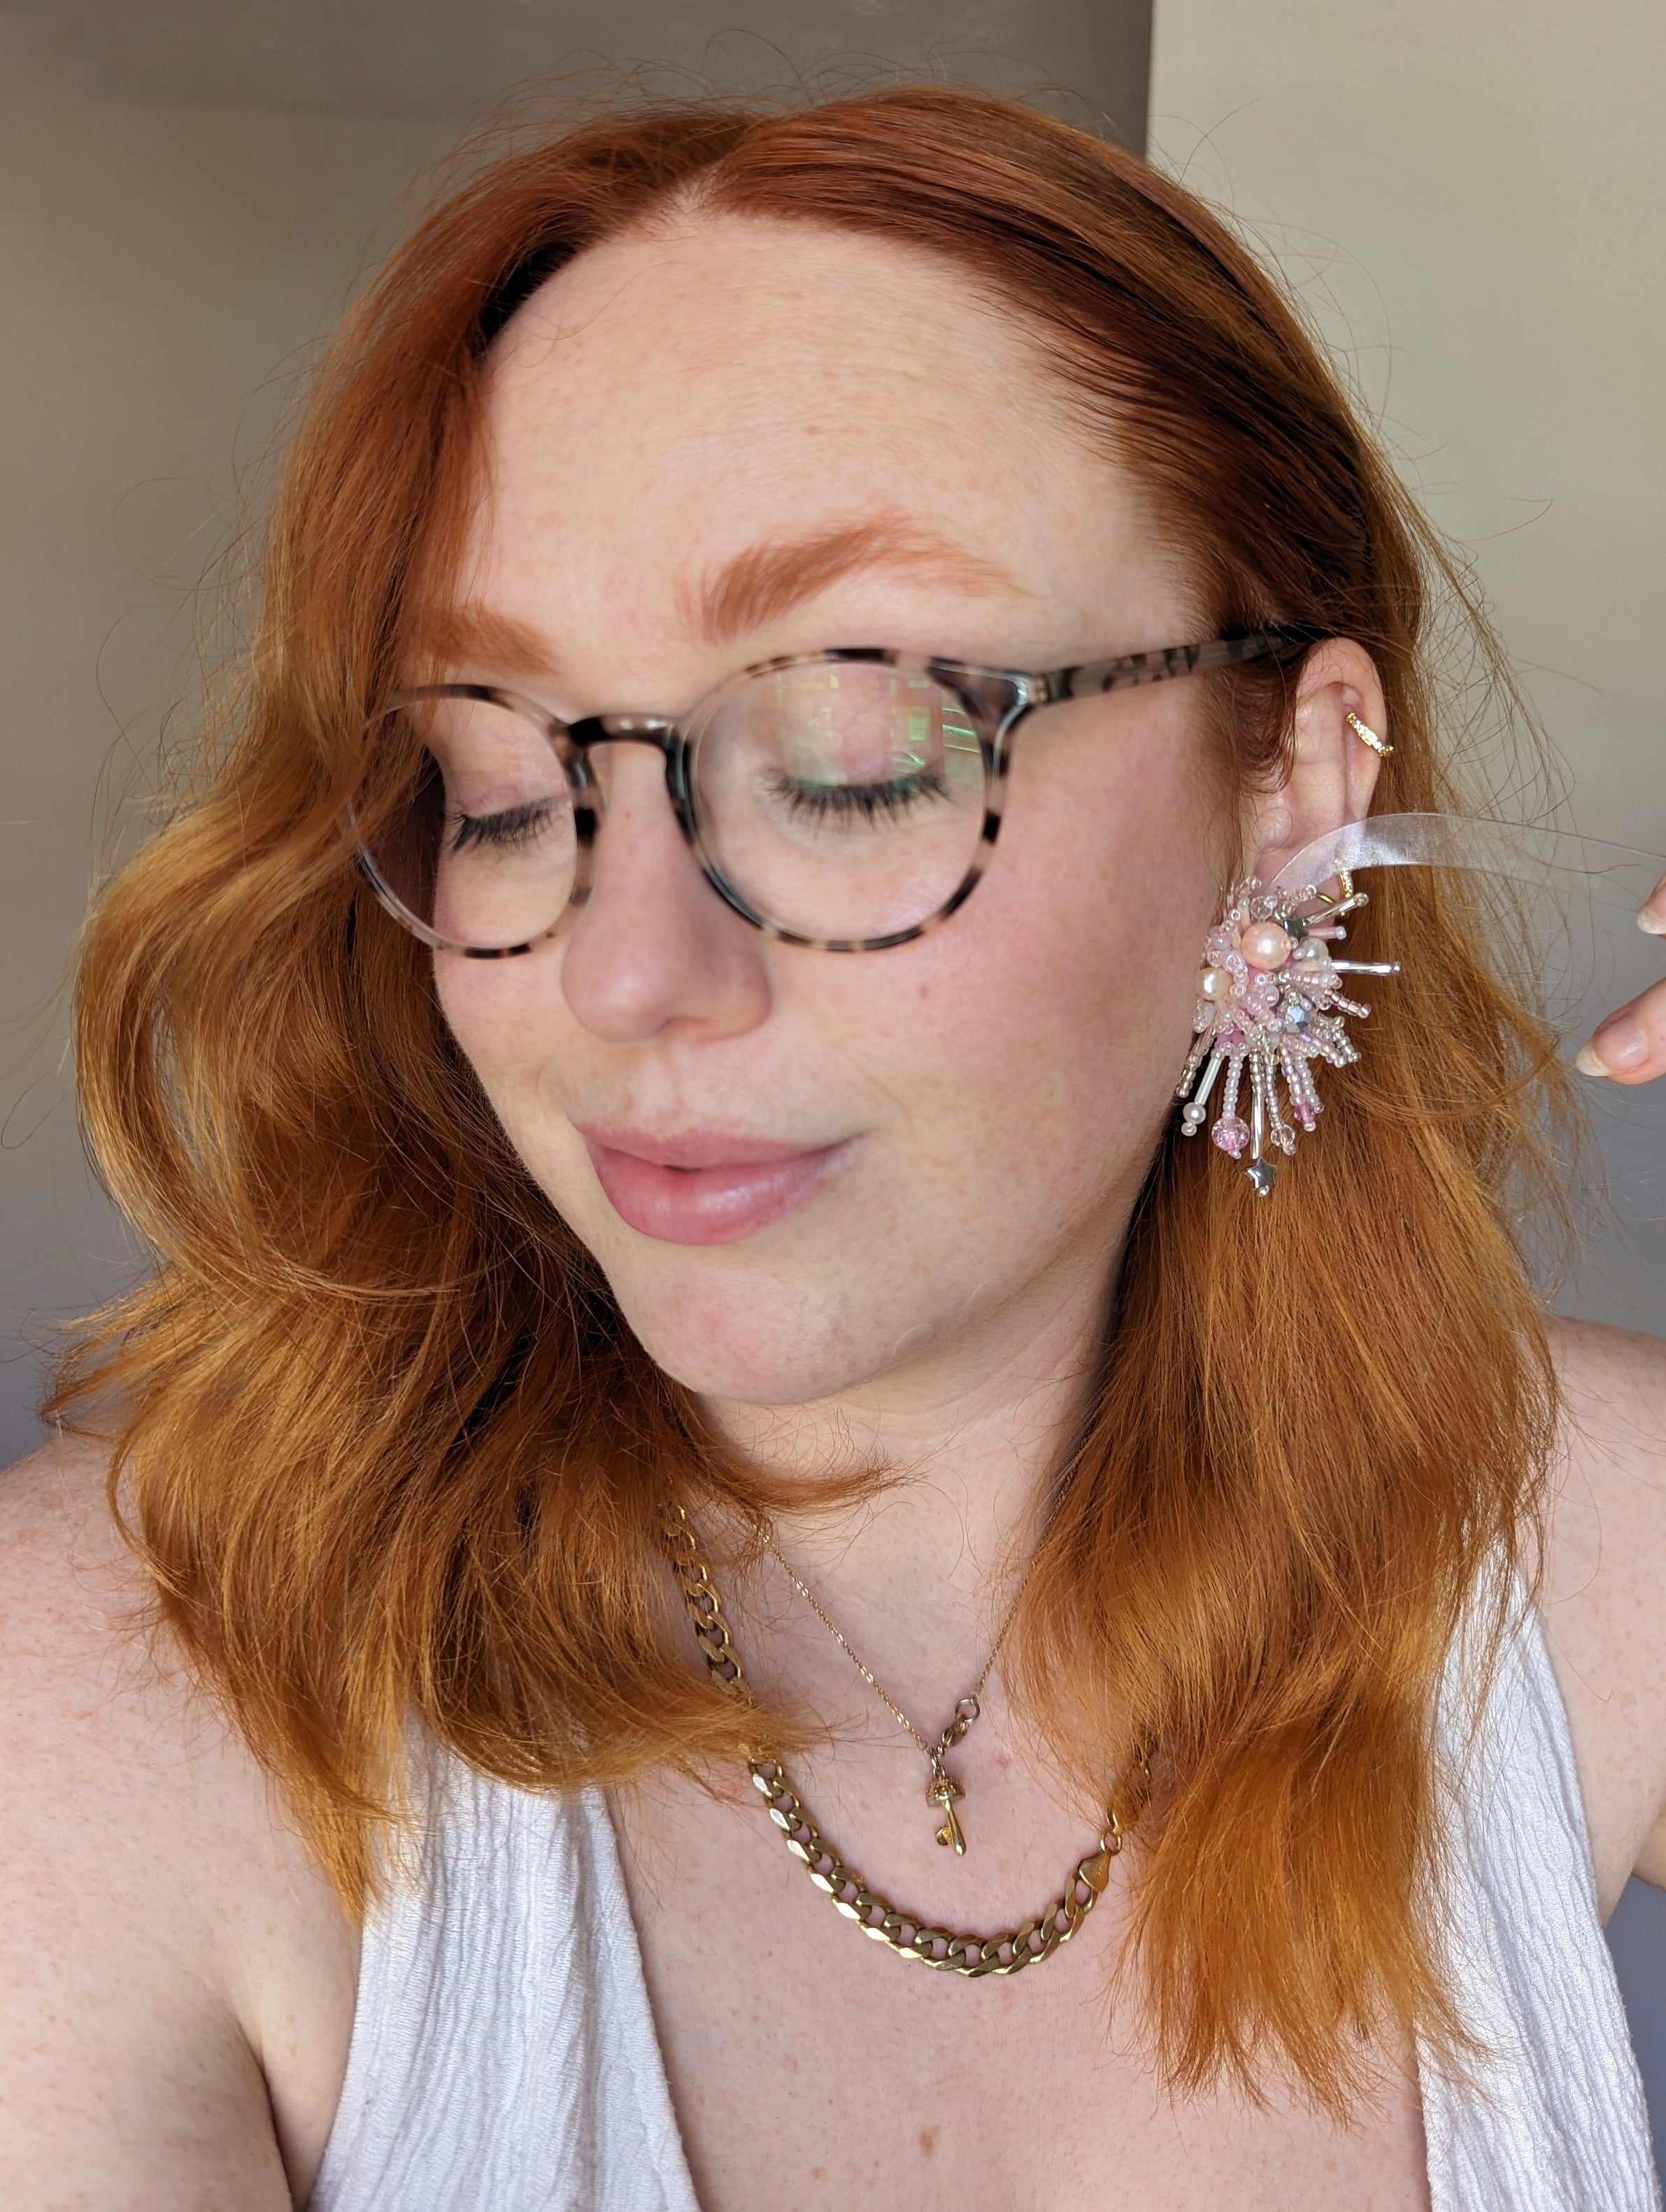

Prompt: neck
[{"left": 698, "top": 1235, "right": 1118, "bottom": 1728}]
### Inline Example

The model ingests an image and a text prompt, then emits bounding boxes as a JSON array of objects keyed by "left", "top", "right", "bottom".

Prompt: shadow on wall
[{"left": 0, "top": 0, "right": 1151, "bottom": 141}]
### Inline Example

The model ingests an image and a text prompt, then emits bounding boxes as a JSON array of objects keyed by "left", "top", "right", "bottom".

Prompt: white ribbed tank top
[{"left": 311, "top": 1595, "right": 1660, "bottom": 2211}]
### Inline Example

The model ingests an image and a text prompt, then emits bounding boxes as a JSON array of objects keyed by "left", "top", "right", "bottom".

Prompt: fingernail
[
  {"left": 1579, "top": 1015, "right": 1648, "bottom": 1076},
  {"left": 1638, "top": 905, "right": 1666, "bottom": 937}
]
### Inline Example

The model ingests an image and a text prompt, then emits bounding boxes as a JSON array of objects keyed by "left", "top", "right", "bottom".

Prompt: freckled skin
[{"left": 439, "top": 216, "right": 1228, "bottom": 1420}]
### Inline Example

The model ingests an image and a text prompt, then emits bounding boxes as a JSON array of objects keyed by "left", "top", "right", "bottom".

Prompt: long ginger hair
[{"left": 50, "top": 87, "right": 1573, "bottom": 2108}]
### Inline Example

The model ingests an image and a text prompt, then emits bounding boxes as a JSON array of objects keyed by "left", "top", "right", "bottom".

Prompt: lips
[{"left": 576, "top": 1125, "right": 852, "bottom": 1245}]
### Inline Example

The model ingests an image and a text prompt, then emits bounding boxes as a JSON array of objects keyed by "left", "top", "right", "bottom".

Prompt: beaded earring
[
  {"left": 1175, "top": 871, "right": 1399, "bottom": 1195},
  {"left": 1176, "top": 708, "right": 1400, "bottom": 1194},
  {"left": 1174, "top": 803, "right": 1666, "bottom": 1196}
]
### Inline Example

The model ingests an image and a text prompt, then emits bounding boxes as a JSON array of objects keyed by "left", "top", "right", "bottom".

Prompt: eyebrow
[
  {"left": 691, "top": 515, "right": 1024, "bottom": 645},
  {"left": 411, "top": 602, "right": 560, "bottom": 685},
  {"left": 412, "top": 515, "right": 1025, "bottom": 686}
]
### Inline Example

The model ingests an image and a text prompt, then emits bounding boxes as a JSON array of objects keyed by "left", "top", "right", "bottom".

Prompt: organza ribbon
[{"left": 1269, "top": 812, "right": 1666, "bottom": 908}]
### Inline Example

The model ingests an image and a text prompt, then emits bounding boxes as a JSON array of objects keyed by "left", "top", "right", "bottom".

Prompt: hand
[{"left": 1576, "top": 877, "right": 1666, "bottom": 1083}]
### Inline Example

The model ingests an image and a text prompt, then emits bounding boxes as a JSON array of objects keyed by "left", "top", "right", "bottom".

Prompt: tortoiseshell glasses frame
[{"left": 353, "top": 626, "right": 1318, "bottom": 958}]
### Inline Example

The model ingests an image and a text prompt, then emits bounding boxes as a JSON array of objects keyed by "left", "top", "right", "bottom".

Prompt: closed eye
[
  {"left": 448, "top": 801, "right": 557, "bottom": 853},
  {"left": 764, "top": 769, "right": 953, "bottom": 825}
]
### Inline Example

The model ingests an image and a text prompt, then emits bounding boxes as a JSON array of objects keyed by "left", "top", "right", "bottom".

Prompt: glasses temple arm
[{"left": 1058, "top": 625, "right": 1325, "bottom": 701}]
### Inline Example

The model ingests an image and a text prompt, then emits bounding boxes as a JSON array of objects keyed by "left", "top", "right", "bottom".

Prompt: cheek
[
  {"left": 433, "top": 952, "right": 529, "bottom": 1085},
  {"left": 917, "top": 697, "right": 1226, "bottom": 1180},
  {"left": 895, "top": 919, "right": 1178, "bottom": 1248},
  {"left": 432, "top": 949, "right": 583, "bottom": 1182},
  {"left": 822, "top": 785, "right": 1218, "bottom": 1308}
]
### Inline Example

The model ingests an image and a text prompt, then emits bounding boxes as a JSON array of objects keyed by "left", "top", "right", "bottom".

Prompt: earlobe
[{"left": 1244, "top": 638, "right": 1387, "bottom": 883}]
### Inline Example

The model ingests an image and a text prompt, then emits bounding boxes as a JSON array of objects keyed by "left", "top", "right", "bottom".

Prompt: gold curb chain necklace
[{"left": 663, "top": 1503, "right": 1149, "bottom": 1978}]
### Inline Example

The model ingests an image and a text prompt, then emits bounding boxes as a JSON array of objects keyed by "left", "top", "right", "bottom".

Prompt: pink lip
[{"left": 577, "top": 1125, "right": 852, "bottom": 1245}]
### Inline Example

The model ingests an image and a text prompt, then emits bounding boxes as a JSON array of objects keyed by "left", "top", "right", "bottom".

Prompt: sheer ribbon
[{"left": 1270, "top": 812, "right": 1666, "bottom": 908}]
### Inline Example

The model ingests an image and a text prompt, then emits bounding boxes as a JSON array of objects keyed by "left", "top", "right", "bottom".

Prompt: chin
[{"left": 606, "top": 1260, "right": 908, "bottom": 1410}]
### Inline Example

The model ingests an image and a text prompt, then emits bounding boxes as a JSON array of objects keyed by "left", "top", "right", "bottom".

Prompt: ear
[{"left": 1243, "top": 638, "right": 1386, "bottom": 882}]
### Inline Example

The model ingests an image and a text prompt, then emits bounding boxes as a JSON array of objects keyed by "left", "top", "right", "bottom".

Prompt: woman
[{"left": 3, "top": 86, "right": 1664, "bottom": 2211}]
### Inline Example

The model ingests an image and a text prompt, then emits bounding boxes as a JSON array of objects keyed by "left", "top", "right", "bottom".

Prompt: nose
[{"left": 558, "top": 738, "right": 772, "bottom": 1045}]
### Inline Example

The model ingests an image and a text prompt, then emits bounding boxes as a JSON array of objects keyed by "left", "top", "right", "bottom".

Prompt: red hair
[{"left": 51, "top": 86, "right": 1573, "bottom": 2108}]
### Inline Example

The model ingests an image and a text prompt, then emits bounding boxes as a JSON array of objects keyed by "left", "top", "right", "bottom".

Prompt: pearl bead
[
  {"left": 1198, "top": 965, "right": 1232, "bottom": 1001},
  {"left": 1292, "top": 939, "right": 1330, "bottom": 965},
  {"left": 1239, "top": 920, "right": 1293, "bottom": 971}
]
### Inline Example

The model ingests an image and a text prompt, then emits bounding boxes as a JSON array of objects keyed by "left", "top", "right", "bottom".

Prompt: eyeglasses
[{"left": 351, "top": 629, "right": 1315, "bottom": 957}]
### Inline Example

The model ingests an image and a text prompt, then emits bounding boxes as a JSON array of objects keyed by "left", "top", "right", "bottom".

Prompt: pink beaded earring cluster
[
  {"left": 1176, "top": 838, "right": 1402, "bottom": 1198},
  {"left": 1175, "top": 706, "right": 1398, "bottom": 1195}
]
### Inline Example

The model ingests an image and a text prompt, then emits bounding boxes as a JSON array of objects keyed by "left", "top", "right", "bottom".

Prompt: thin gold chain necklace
[
  {"left": 761, "top": 1525, "right": 1036, "bottom": 1855},
  {"left": 663, "top": 1504, "right": 1149, "bottom": 1978}
]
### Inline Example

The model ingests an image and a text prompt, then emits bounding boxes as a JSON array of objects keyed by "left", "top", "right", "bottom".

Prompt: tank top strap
[
  {"left": 311, "top": 1757, "right": 698, "bottom": 2211},
  {"left": 1418, "top": 1574, "right": 1660, "bottom": 2208}
]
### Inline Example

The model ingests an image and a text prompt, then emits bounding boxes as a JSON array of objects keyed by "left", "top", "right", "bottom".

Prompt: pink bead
[
  {"left": 1239, "top": 921, "right": 1293, "bottom": 971},
  {"left": 1211, "top": 1113, "right": 1250, "bottom": 1158}
]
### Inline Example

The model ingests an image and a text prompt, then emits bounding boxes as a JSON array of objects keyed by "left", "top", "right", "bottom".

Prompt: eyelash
[
  {"left": 448, "top": 802, "right": 552, "bottom": 852},
  {"left": 766, "top": 770, "right": 952, "bottom": 823}
]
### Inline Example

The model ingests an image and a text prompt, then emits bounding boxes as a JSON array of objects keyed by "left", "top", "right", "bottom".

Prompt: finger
[
  {"left": 1576, "top": 976, "right": 1666, "bottom": 1085},
  {"left": 1639, "top": 874, "right": 1666, "bottom": 939}
]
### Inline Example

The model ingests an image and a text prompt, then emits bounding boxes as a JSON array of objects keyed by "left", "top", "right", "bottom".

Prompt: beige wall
[
  {"left": 1150, "top": 0, "right": 1666, "bottom": 1332},
  {"left": 0, "top": 83, "right": 443, "bottom": 1457}
]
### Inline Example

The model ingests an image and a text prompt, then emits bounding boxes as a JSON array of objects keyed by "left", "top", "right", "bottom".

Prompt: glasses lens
[
  {"left": 692, "top": 662, "right": 987, "bottom": 941},
  {"left": 358, "top": 694, "right": 576, "bottom": 950}
]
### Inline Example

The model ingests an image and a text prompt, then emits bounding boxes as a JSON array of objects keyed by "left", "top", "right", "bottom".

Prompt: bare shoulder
[
  {"left": 0, "top": 1432, "right": 355, "bottom": 2209},
  {"left": 1539, "top": 1315, "right": 1666, "bottom": 1908},
  {"left": 1, "top": 1429, "right": 183, "bottom": 1720}
]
